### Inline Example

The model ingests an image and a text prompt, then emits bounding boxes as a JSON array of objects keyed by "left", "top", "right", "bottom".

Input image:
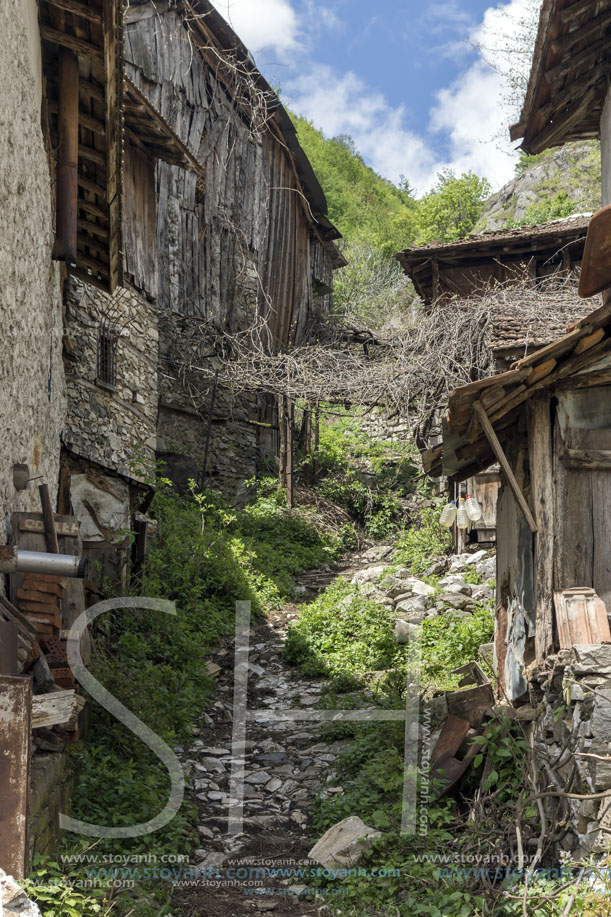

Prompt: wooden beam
[
  {"left": 77, "top": 197, "right": 107, "bottom": 219},
  {"left": 76, "top": 250, "right": 109, "bottom": 274},
  {"left": 528, "top": 397, "right": 555, "bottom": 662},
  {"left": 78, "top": 217, "right": 108, "bottom": 238},
  {"left": 70, "top": 266, "right": 110, "bottom": 291},
  {"left": 49, "top": 101, "right": 105, "bottom": 134},
  {"left": 48, "top": 0, "right": 103, "bottom": 24},
  {"left": 563, "top": 448, "right": 611, "bottom": 470},
  {"left": 39, "top": 24, "right": 104, "bottom": 60},
  {"left": 512, "top": 326, "right": 591, "bottom": 370},
  {"left": 473, "top": 402, "right": 538, "bottom": 533},
  {"left": 32, "top": 690, "right": 86, "bottom": 729},
  {"left": 104, "top": 0, "right": 123, "bottom": 292},
  {"left": 78, "top": 143, "right": 106, "bottom": 166},
  {"left": 52, "top": 49, "right": 79, "bottom": 265},
  {"left": 78, "top": 174, "right": 106, "bottom": 197}
]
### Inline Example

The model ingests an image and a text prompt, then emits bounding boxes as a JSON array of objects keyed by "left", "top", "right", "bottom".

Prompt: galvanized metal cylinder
[{"left": 0, "top": 546, "right": 86, "bottom": 578}]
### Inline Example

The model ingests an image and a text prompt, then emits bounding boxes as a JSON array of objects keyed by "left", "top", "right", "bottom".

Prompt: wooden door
[{"left": 554, "top": 424, "right": 611, "bottom": 610}]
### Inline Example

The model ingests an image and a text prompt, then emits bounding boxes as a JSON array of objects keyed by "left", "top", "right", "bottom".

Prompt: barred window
[{"left": 97, "top": 328, "right": 117, "bottom": 388}]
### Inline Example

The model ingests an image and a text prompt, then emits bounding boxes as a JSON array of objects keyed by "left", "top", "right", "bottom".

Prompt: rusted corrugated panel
[
  {"left": 554, "top": 588, "right": 611, "bottom": 649},
  {"left": 0, "top": 675, "right": 32, "bottom": 878}
]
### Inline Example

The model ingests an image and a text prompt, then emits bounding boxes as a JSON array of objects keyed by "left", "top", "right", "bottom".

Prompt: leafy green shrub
[
  {"left": 313, "top": 409, "right": 419, "bottom": 538},
  {"left": 393, "top": 504, "right": 452, "bottom": 575},
  {"left": 419, "top": 602, "right": 495, "bottom": 689},
  {"left": 26, "top": 854, "right": 111, "bottom": 917},
  {"left": 284, "top": 579, "right": 401, "bottom": 685},
  {"left": 523, "top": 190, "right": 577, "bottom": 226}
]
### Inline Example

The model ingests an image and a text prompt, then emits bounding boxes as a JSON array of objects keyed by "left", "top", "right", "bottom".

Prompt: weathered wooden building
[
  {"left": 123, "top": 0, "right": 344, "bottom": 496},
  {"left": 399, "top": 217, "right": 592, "bottom": 545},
  {"left": 426, "top": 290, "right": 611, "bottom": 695},
  {"left": 397, "top": 215, "right": 590, "bottom": 370}
]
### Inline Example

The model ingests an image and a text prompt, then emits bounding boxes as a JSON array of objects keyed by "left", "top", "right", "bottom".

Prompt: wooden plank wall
[
  {"left": 123, "top": 142, "right": 158, "bottom": 299},
  {"left": 554, "top": 424, "right": 611, "bottom": 610},
  {"left": 123, "top": 9, "right": 320, "bottom": 346}
]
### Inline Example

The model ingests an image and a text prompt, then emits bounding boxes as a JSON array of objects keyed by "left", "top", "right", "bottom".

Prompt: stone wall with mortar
[
  {"left": 0, "top": 0, "right": 66, "bottom": 542},
  {"left": 28, "top": 753, "right": 75, "bottom": 862},
  {"left": 63, "top": 277, "right": 158, "bottom": 482}
]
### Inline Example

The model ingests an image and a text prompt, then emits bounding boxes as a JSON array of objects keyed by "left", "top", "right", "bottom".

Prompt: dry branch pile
[{"left": 166, "top": 272, "right": 586, "bottom": 435}]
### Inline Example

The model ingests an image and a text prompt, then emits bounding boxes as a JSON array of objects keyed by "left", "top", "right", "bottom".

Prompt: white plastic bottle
[
  {"left": 439, "top": 500, "right": 457, "bottom": 527},
  {"left": 456, "top": 499, "right": 470, "bottom": 530},
  {"left": 465, "top": 494, "right": 482, "bottom": 523}
]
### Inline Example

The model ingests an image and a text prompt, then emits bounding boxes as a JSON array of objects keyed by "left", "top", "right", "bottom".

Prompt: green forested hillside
[
  {"left": 292, "top": 116, "right": 418, "bottom": 255},
  {"left": 292, "top": 115, "right": 491, "bottom": 254}
]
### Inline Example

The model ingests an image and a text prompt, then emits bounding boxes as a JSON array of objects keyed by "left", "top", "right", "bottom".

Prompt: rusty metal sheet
[
  {"left": 579, "top": 206, "right": 611, "bottom": 298},
  {"left": 0, "top": 675, "right": 32, "bottom": 878},
  {"left": 554, "top": 588, "right": 611, "bottom": 649}
]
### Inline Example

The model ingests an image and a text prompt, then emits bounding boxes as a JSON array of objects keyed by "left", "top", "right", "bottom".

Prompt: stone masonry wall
[
  {"left": 530, "top": 644, "right": 611, "bottom": 858},
  {"left": 63, "top": 278, "right": 158, "bottom": 482},
  {"left": 0, "top": 0, "right": 66, "bottom": 541},
  {"left": 28, "top": 753, "right": 75, "bottom": 862}
]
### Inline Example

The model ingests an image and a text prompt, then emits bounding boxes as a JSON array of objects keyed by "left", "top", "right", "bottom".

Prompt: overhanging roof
[
  {"left": 511, "top": 0, "right": 611, "bottom": 154},
  {"left": 173, "top": 0, "right": 341, "bottom": 244},
  {"left": 397, "top": 215, "right": 590, "bottom": 305},
  {"left": 424, "top": 297, "right": 611, "bottom": 481}
]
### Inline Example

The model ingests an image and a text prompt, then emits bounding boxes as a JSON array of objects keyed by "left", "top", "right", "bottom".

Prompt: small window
[{"left": 97, "top": 328, "right": 117, "bottom": 388}]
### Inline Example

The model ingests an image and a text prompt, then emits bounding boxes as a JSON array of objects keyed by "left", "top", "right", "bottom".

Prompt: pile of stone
[
  {"left": 0, "top": 870, "right": 42, "bottom": 916},
  {"left": 347, "top": 548, "right": 496, "bottom": 644}
]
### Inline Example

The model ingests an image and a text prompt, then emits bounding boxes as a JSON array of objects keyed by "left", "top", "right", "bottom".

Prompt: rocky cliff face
[{"left": 476, "top": 142, "right": 601, "bottom": 233}]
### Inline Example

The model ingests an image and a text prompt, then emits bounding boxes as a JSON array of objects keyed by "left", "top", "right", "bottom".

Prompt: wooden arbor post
[{"left": 52, "top": 49, "right": 79, "bottom": 265}]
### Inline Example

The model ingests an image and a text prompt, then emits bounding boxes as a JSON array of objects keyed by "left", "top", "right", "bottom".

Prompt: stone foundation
[
  {"left": 529, "top": 644, "right": 611, "bottom": 858},
  {"left": 28, "top": 753, "right": 75, "bottom": 862}
]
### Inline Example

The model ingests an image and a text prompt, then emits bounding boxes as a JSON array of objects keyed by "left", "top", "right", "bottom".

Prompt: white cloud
[
  {"left": 430, "top": 61, "right": 516, "bottom": 188},
  {"left": 213, "top": 0, "right": 539, "bottom": 195},
  {"left": 286, "top": 68, "right": 440, "bottom": 191},
  {"left": 428, "top": 0, "right": 537, "bottom": 188},
  {"left": 211, "top": 0, "right": 301, "bottom": 57}
]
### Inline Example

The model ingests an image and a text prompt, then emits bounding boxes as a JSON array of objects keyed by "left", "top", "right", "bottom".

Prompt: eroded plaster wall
[{"left": 0, "top": 0, "right": 65, "bottom": 540}]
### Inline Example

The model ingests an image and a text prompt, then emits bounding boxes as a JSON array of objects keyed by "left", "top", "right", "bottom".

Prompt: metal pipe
[
  {"left": 0, "top": 546, "right": 86, "bottom": 578},
  {"left": 52, "top": 48, "right": 79, "bottom": 265}
]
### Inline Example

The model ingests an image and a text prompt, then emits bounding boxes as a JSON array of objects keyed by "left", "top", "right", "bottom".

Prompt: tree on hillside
[
  {"left": 416, "top": 170, "right": 491, "bottom": 245},
  {"left": 332, "top": 241, "right": 416, "bottom": 330}
]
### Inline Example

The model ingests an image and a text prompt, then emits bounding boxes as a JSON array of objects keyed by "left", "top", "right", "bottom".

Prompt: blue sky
[{"left": 212, "top": 0, "right": 536, "bottom": 194}]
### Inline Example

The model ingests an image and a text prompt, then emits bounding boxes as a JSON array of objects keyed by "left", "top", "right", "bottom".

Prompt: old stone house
[{"left": 0, "top": 0, "right": 342, "bottom": 873}]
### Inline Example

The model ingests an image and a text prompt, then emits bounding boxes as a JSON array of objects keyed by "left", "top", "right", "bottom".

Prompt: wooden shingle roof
[{"left": 510, "top": 0, "right": 611, "bottom": 154}]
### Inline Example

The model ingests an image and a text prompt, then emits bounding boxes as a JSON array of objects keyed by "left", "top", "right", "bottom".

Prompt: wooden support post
[
  {"left": 286, "top": 401, "right": 294, "bottom": 510},
  {"left": 0, "top": 675, "right": 32, "bottom": 879},
  {"left": 52, "top": 49, "right": 79, "bottom": 265},
  {"left": 313, "top": 404, "right": 320, "bottom": 484},
  {"left": 278, "top": 396, "right": 287, "bottom": 493},
  {"left": 303, "top": 403, "right": 312, "bottom": 486},
  {"left": 39, "top": 484, "right": 60, "bottom": 554},
  {"left": 473, "top": 402, "right": 538, "bottom": 534},
  {"left": 528, "top": 397, "right": 555, "bottom": 661},
  {"left": 200, "top": 370, "right": 219, "bottom": 489}
]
